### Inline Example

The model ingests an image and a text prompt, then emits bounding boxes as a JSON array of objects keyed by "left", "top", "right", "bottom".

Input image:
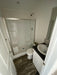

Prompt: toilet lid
[{"left": 27, "top": 48, "right": 33, "bottom": 55}]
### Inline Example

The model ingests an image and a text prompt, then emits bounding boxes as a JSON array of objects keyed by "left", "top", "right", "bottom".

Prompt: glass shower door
[{"left": 6, "top": 19, "right": 35, "bottom": 55}]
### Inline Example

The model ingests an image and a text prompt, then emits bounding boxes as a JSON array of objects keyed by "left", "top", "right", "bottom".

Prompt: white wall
[
  {"left": 46, "top": 7, "right": 57, "bottom": 41},
  {"left": 35, "top": 0, "right": 57, "bottom": 43},
  {"left": 1, "top": 0, "right": 57, "bottom": 43}
]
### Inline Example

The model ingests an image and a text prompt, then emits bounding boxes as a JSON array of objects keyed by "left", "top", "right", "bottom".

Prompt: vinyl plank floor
[{"left": 14, "top": 55, "right": 38, "bottom": 75}]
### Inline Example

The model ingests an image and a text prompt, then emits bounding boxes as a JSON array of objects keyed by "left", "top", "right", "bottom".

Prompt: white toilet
[{"left": 27, "top": 48, "right": 33, "bottom": 60}]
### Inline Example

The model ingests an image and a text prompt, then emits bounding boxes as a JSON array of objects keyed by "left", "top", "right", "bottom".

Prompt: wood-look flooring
[{"left": 14, "top": 55, "right": 39, "bottom": 75}]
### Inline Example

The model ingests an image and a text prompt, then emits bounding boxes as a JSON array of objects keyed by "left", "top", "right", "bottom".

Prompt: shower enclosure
[{"left": 6, "top": 19, "right": 35, "bottom": 55}]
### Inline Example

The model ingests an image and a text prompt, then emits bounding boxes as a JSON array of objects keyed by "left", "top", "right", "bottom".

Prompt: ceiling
[
  {"left": 0, "top": 0, "right": 40, "bottom": 18},
  {"left": 0, "top": 0, "right": 57, "bottom": 19},
  {"left": 0, "top": 0, "right": 39, "bottom": 10}
]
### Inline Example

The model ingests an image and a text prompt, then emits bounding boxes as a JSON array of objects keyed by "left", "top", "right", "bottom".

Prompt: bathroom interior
[{"left": 0, "top": 0, "right": 57, "bottom": 75}]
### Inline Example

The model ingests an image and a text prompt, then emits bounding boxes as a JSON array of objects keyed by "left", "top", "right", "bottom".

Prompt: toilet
[{"left": 27, "top": 48, "right": 33, "bottom": 60}]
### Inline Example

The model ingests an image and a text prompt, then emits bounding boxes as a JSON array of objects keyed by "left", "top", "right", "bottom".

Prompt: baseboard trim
[{"left": 13, "top": 52, "right": 26, "bottom": 60}]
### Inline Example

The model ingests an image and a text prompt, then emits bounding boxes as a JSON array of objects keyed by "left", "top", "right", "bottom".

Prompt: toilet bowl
[{"left": 27, "top": 48, "right": 33, "bottom": 60}]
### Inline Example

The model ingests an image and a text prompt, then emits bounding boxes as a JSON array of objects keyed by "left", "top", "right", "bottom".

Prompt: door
[
  {"left": 40, "top": 18, "right": 57, "bottom": 75},
  {"left": 0, "top": 29, "right": 10, "bottom": 75},
  {"left": 0, "top": 29, "right": 16, "bottom": 75},
  {"left": 0, "top": 17, "right": 13, "bottom": 58}
]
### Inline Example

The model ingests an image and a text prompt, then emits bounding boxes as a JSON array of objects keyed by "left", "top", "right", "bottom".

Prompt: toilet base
[{"left": 27, "top": 55, "right": 33, "bottom": 60}]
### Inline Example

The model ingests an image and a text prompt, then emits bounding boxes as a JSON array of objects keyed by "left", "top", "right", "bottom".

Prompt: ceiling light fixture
[{"left": 6, "top": 18, "right": 20, "bottom": 20}]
